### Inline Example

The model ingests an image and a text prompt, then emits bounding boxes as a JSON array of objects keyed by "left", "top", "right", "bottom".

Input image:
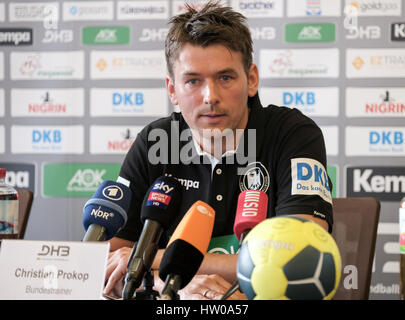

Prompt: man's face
[{"left": 166, "top": 43, "right": 259, "bottom": 140}]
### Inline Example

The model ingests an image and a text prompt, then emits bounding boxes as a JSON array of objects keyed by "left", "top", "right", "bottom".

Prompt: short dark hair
[{"left": 165, "top": 1, "right": 253, "bottom": 78}]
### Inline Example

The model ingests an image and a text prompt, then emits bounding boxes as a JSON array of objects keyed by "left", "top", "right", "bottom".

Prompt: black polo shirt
[{"left": 116, "top": 98, "right": 333, "bottom": 251}]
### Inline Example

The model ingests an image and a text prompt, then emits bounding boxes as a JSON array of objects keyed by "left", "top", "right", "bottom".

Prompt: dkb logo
[
  {"left": 369, "top": 131, "right": 403, "bottom": 145},
  {"left": 32, "top": 130, "right": 61, "bottom": 143}
]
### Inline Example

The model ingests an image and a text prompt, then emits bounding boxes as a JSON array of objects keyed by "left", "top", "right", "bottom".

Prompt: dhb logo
[
  {"left": 38, "top": 245, "right": 69, "bottom": 257},
  {"left": 112, "top": 92, "right": 144, "bottom": 106},
  {"left": 283, "top": 91, "right": 315, "bottom": 106},
  {"left": 369, "top": 131, "right": 403, "bottom": 145},
  {"left": 32, "top": 130, "right": 61, "bottom": 143}
]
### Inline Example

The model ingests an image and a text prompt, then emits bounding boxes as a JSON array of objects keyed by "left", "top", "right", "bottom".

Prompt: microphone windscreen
[
  {"left": 159, "top": 201, "right": 215, "bottom": 289},
  {"left": 83, "top": 180, "right": 131, "bottom": 240},
  {"left": 159, "top": 239, "right": 204, "bottom": 289},
  {"left": 233, "top": 190, "right": 268, "bottom": 241},
  {"left": 140, "top": 176, "right": 182, "bottom": 228},
  {"left": 167, "top": 200, "right": 215, "bottom": 255}
]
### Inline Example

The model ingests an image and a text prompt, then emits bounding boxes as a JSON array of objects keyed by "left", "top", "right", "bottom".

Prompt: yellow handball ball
[{"left": 237, "top": 215, "right": 341, "bottom": 300}]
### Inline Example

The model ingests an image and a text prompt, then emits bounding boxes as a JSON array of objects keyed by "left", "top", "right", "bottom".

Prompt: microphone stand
[
  {"left": 132, "top": 270, "right": 160, "bottom": 300},
  {"left": 122, "top": 242, "right": 159, "bottom": 300}
]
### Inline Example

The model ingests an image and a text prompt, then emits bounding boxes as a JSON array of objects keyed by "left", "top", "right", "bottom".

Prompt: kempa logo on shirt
[
  {"left": 164, "top": 174, "right": 200, "bottom": 191},
  {"left": 0, "top": 29, "right": 33, "bottom": 45}
]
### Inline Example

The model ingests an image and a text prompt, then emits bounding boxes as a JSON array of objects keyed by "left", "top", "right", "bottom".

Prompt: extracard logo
[
  {"left": 0, "top": 28, "right": 32, "bottom": 46},
  {"left": 346, "top": 167, "right": 405, "bottom": 201},
  {"left": 347, "top": 49, "right": 405, "bottom": 78}
]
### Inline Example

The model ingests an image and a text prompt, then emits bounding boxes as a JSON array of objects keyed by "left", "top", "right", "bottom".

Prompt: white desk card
[{"left": 0, "top": 240, "right": 110, "bottom": 300}]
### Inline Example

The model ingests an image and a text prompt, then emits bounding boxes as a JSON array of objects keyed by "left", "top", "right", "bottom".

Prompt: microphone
[
  {"left": 221, "top": 190, "right": 268, "bottom": 300},
  {"left": 82, "top": 180, "right": 131, "bottom": 241},
  {"left": 122, "top": 175, "right": 182, "bottom": 300},
  {"left": 233, "top": 190, "right": 268, "bottom": 243},
  {"left": 159, "top": 201, "right": 215, "bottom": 300}
]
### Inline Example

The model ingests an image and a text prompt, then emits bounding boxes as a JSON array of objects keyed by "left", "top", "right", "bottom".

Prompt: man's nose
[{"left": 202, "top": 80, "right": 220, "bottom": 106}]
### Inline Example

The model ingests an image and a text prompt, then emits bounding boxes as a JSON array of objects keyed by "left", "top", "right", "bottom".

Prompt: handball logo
[{"left": 102, "top": 185, "right": 124, "bottom": 201}]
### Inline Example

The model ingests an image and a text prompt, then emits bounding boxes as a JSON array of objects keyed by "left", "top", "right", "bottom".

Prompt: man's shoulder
[
  {"left": 144, "top": 112, "right": 184, "bottom": 130},
  {"left": 253, "top": 103, "right": 316, "bottom": 128}
]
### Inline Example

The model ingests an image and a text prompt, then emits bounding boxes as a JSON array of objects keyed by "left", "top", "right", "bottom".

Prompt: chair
[
  {"left": 331, "top": 197, "right": 380, "bottom": 300},
  {"left": 16, "top": 188, "right": 33, "bottom": 239}
]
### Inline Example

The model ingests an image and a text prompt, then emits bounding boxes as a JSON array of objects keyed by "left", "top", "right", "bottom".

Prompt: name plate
[{"left": 0, "top": 240, "right": 110, "bottom": 300}]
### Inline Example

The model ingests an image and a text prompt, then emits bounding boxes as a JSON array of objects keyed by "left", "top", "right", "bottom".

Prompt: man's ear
[
  {"left": 166, "top": 75, "right": 178, "bottom": 106},
  {"left": 247, "top": 64, "right": 259, "bottom": 97}
]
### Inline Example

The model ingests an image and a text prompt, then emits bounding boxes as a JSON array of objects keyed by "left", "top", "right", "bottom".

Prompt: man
[{"left": 104, "top": 1, "right": 332, "bottom": 300}]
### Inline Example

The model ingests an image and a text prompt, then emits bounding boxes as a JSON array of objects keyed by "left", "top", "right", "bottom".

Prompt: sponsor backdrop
[{"left": 0, "top": 0, "right": 404, "bottom": 299}]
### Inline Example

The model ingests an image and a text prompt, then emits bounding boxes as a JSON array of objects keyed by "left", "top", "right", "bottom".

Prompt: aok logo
[
  {"left": 67, "top": 169, "right": 106, "bottom": 191},
  {"left": 32, "top": 130, "right": 61, "bottom": 143},
  {"left": 369, "top": 131, "right": 403, "bottom": 145},
  {"left": 38, "top": 245, "right": 69, "bottom": 257},
  {"left": 90, "top": 206, "right": 114, "bottom": 220},
  {"left": 112, "top": 92, "right": 144, "bottom": 106},
  {"left": 283, "top": 91, "right": 315, "bottom": 106}
]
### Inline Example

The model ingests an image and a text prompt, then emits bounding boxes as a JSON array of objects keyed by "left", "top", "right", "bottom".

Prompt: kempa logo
[
  {"left": 347, "top": 167, "right": 405, "bottom": 201},
  {"left": 0, "top": 29, "right": 32, "bottom": 45},
  {"left": 392, "top": 23, "right": 405, "bottom": 41}
]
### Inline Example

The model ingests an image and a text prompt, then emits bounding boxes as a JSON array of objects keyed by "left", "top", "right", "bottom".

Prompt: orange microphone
[{"left": 159, "top": 201, "right": 215, "bottom": 300}]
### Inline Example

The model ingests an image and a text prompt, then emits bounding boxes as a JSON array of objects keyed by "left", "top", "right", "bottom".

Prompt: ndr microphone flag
[{"left": 82, "top": 180, "right": 131, "bottom": 241}]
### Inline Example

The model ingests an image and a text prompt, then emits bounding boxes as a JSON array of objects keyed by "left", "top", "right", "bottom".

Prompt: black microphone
[
  {"left": 122, "top": 175, "right": 182, "bottom": 300},
  {"left": 82, "top": 180, "right": 131, "bottom": 241},
  {"left": 159, "top": 201, "right": 215, "bottom": 300}
]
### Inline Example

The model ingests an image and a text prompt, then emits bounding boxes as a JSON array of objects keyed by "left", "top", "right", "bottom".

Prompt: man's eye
[
  {"left": 221, "top": 75, "right": 232, "bottom": 81},
  {"left": 186, "top": 79, "right": 198, "bottom": 85}
]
